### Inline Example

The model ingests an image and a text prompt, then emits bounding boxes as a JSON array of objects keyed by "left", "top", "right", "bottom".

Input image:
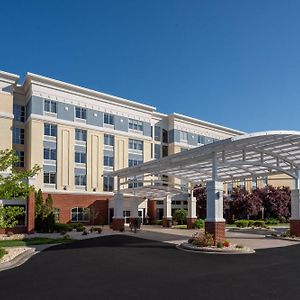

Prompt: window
[
  {"left": 180, "top": 131, "right": 188, "bottom": 141},
  {"left": 128, "top": 159, "right": 143, "bottom": 167},
  {"left": 162, "top": 129, "right": 168, "bottom": 143},
  {"left": 154, "top": 126, "right": 161, "bottom": 141},
  {"left": 13, "top": 105, "right": 25, "bottom": 122},
  {"left": 261, "top": 176, "right": 268, "bottom": 187},
  {"left": 13, "top": 127, "right": 24, "bottom": 144},
  {"left": 181, "top": 180, "right": 188, "bottom": 192},
  {"left": 44, "top": 148, "right": 56, "bottom": 160},
  {"left": 198, "top": 135, "right": 206, "bottom": 144},
  {"left": 104, "top": 134, "right": 114, "bottom": 146},
  {"left": 129, "top": 119, "right": 143, "bottom": 131},
  {"left": 53, "top": 208, "right": 60, "bottom": 223},
  {"left": 44, "top": 100, "right": 57, "bottom": 113},
  {"left": 128, "top": 178, "right": 143, "bottom": 189},
  {"left": 181, "top": 148, "right": 188, "bottom": 152},
  {"left": 239, "top": 179, "right": 245, "bottom": 189},
  {"left": 75, "top": 151, "right": 86, "bottom": 164},
  {"left": 75, "top": 174, "right": 86, "bottom": 186},
  {"left": 44, "top": 123, "right": 57, "bottom": 137},
  {"left": 75, "top": 129, "right": 87, "bottom": 141},
  {"left": 14, "top": 151, "right": 24, "bottom": 167},
  {"left": 129, "top": 139, "right": 143, "bottom": 151},
  {"left": 44, "top": 171, "right": 56, "bottom": 184},
  {"left": 71, "top": 207, "right": 90, "bottom": 222},
  {"left": 75, "top": 107, "right": 86, "bottom": 120},
  {"left": 162, "top": 145, "right": 168, "bottom": 157},
  {"left": 154, "top": 144, "right": 161, "bottom": 159},
  {"left": 104, "top": 156, "right": 114, "bottom": 167},
  {"left": 103, "top": 175, "right": 114, "bottom": 191},
  {"left": 104, "top": 113, "right": 114, "bottom": 125}
]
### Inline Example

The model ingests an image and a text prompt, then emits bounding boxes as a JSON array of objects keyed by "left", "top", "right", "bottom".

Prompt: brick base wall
[
  {"left": 187, "top": 218, "right": 197, "bottom": 229},
  {"left": 205, "top": 221, "right": 226, "bottom": 244},
  {"left": 44, "top": 193, "right": 109, "bottom": 225},
  {"left": 290, "top": 220, "right": 300, "bottom": 237},
  {"left": 162, "top": 217, "right": 172, "bottom": 227},
  {"left": 0, "top": 227, "right": 27, "bottom": 234},
  {"left": 112, "top": 218, "right": 125, "bottom": 231}
]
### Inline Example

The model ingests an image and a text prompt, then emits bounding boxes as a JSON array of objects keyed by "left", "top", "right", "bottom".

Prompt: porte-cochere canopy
[{"left": 109, "top": 131, "right": 300, "bottom": 194}]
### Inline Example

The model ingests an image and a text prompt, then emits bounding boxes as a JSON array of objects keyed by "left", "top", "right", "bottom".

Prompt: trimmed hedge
[
  {"left": 235, "top": 220, "right": 249, "bottom": 228},
  {"left": 234, "top": 219, "right": 266, "bottom": 228},
  {"left": 54, "top": 223, "right": 71, "bottom": 233},
  {"left": 194, "top": 219, "right": 204, "bottom": 229}
]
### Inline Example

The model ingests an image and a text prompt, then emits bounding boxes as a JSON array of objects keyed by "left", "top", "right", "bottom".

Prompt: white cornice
[
  {"left": 0, "top": 112, "right": 14, "bottom": 120},
  {"left": 0, "top": 70, "right": 19, "bottom": 84},
  {"left": 23, "top": 72, "right": 156, "bottom": 113}
]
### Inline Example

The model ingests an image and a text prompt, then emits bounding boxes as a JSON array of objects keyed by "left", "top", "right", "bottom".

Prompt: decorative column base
[
  {"left": 162, "top": 217, "right": 172, "bottom": 227},
  {"left": 187, "top": 218, "right": 197, "bottom": 229},
  {"left": 290, "top": 220, "right": 300, "bottom": 237},
  {"left": 205, "top": 221, "right": 226, "bottom": 244},
  {"left": 112, "top": 218, "right": 125, "bottom": 231}
]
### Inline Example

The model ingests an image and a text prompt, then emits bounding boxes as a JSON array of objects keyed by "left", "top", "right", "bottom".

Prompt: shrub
[
  {"left": 248, "top": 220, "right": 254, "bottom": 227},
  {"left": 265, "top": 218, "right": 280, "bottom": 225},
  {"left": 76, "top": 226, "right": 85, "bottom": 232},
  {"left": 192, "top": 232, "right": 214, "bottom": 247},
  {"left": 235, "top": 245, "right": 244, "bottom": 249},
  {"left": 54, "top": 223, "right": 71, "bottom": 233},
  {"left": 0, "top": 247, "right": 7, "bottom": 259},
  {"left": 63, "top": 234, "right": 70, "bottom": 240},
  {"left": 150, "top": 220, "right": 163, "bottom": 225},
  {"left": 280, "top": 230, "right": 291, "bottom": 237},
  {"left": 253, "top": 220, "right": 266, "bottom": 228},
  {"left": 172, "top": 209, "right": 188, "bottom": 225},
  {"left": 194, "top": 219, "right": 204, "bottom": 229},
  {"left": 216, "top": 241, "right": 223, "bottom": 248},
  {"left": 223, "top": 240, "right": 230, "bottom": 247},
  {"left": 70, "top": 223, "right": 84, "bottom": 229},
  {"left": 235, "top": 220, "right": 249, "bottom": 228},
  {"left": 92, "top": 227, "right": 102, "bottom": 234}
]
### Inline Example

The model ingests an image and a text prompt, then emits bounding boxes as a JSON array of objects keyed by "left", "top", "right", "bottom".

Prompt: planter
[{"left": 177, "top": 242, "right": 255, "bottom": 254}]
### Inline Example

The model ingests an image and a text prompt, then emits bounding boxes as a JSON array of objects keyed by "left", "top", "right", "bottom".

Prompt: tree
[
  {"left": 0, "top": 149, "right": 40, "bottom": 229},
  {"left": 193, "top": 185, "right": 207, "bottom": 219}
]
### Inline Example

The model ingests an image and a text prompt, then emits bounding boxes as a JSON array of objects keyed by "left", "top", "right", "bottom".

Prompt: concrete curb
[
  {"left": 265, "top": 235, "right": 300, "bottom": 242},
  {"left": 177, "top": 243, "right": 255, "bottom": 255},
  {"left": 0, "top": 248, "right": 36, "bottom": 272}
]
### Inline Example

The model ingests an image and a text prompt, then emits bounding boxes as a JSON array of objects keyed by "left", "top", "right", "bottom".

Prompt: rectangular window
[
  {"left": 162, "top": 129, "right": 168, "bottom": 143},
  {"left": 44, "top": 100, "right": 57, "bottom": 113},
  {"left": 128, "top": 177, "right": 143, "bottom": 189},
  {"left": 13, "top": 127, "right": 24, "bottom": 144},
  {"left": 162, "top": 145, "right": 168, "bottom": 157},
  {"left": 75, "top": 129, "right": 87, "bottom": 141},
  {"left": 75, "top": 151, "right": 87, "bottom": 164},
  {"left": 154, "top": 126, "right": 161, "bottom": 141},
  {"left": 103, "top": 175, "right": 114, "bottom": 191},
  {"left": 44, "top": 171, "right": 56, "bottom": 184},
  {"left": 179, "top": 131, "right": 188, "bottom": 141},
  {"left": 198, "top": 135, "right": 206, "bottom": 144},
  {"left": 261, "top": 176, "right": 268, "bottom": 187},
  {"left": 104, "top": 113, "right": 114, "bottom": 125},
  {"left": 129, "top": 119, "right": 143, "bottom": 131},
  {"left": 44, "top": 148, "right": 56, "bottom": 160},
  {"left": 71, "top": 207, "right": 90, "bottom": 222},
  {"left": 129, "top": 139, "right": 143, "bottom": 151},
  {"left": 75, "top": 174, "right": 86, "bottom": 186},
  {"left": 104, "top": 134, "right": 114, "bottom": 146},
  {"left": 252, "top": 177, "right": 257, "bottom": 190},
  {"left": 227, "top": 182, "right": 233, "bottom": 196},
  {"left": 14, "top": 151, "right": 24, "bottom": 167},
  {"left": 128, "top": 159, "right": 143, "bottom": 167},
  {"left": 154, "top": 144, "right": 161, "bottom": 159},
  {"left": 13, "top": 104, "right": 25, "bottom": 122},
  {"left": 44, "top": 123, "right": 57, "bottom": 137},
  {"left": 104, "top": 156, "right": 114, "bottom": 167},
  {"left": 75, "top": 107, "right": 86, "bottom": 120}
]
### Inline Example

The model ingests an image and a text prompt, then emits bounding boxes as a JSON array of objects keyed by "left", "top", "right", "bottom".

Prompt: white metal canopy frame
[{"left": 109, "top": 131, "right": 300, "bottom": 195}]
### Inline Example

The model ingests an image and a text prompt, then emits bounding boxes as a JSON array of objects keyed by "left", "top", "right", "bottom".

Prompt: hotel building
[{"left": 0, "top": 70, "right": 289, "bottom": 230}]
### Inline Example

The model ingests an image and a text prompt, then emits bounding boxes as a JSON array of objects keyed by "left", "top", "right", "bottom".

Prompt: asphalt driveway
[{"left": 0, "top": 235, "right": 300, "bottom": 300}]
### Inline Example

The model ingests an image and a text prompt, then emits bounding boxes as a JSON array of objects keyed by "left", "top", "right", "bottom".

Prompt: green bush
[
  {"left": 76, "top": 226, "right": 85, "bottom": 232},
  {"left": 235, "top": 220, "right": 249, "bottom": 228},
  {"left": 248, "top": 220, "right": 254, "bottom": 227},
  {"left": 70, "top": 223, "right": 84, "bottom": 230},
  {"left": 172, "top": 209, "right": 188, "bottom": 225},
  {"left": 194, "top": 219, "right": 204, "bottom": 229},
  {"left": 0, "top": 247, "right": 7, "bottom": 259},
  {"left": 54, "top": 223, "right": 71, "bottom": 232},
  {"left": 265, "top": 218, "right": 280, "bottom": 225},
  {"left": 253, "top": 220, "right": 266, "bottom": 228},
  {"left": 216, "top": 241, "right": 224, "bottom": 248},
  {"left": 150, "top": 220, "right": 163, "bottom": 225}
]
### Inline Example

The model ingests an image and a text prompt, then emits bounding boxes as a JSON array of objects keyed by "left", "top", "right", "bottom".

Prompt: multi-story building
[{"left": 2, "top": 70, "right": 287, "bottom": 229}]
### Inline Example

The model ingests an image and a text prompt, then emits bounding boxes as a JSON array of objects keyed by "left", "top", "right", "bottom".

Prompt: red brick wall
[
  {"left": 205, "top": 221, "right": 226, "bottom": 244},
  {"left": 44, "top": 193, "right": 110, "bottom": 225}
]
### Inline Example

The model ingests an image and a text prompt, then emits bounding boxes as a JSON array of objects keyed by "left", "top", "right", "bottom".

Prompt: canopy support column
[
  {"left": 163, "top": 194, "right": 172, "bottom": 227},
  {"left": 187, "top": 189, "right": 197, "bottom": 229},
  {"left": 130, "top": 198, "right": 139, "bottom": 225},
  {"left": 290, "top": 172, "right": 300, "bottom": 237},
  {"left": 205, "top": 153, "right": 226, "bottom": 243},
  {"left": 112, "top": 177, "right": 125, "bottom": 231}
]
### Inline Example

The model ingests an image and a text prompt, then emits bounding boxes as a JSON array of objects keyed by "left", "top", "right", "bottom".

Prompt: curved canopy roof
[{"left": 109, "top": 131, "right": 300, "bottom": 189}]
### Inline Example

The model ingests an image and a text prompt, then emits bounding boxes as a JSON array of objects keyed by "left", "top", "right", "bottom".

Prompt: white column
[
  {"left": 113, "top": 192, "right": 124, "bottom": 219},
  {"left": 188, "top": 190, "right": 197, "bottom": 219},
  {"left": 131, "top": 198, "right": 139, "bottom": 218},
  {"left": 205, "top": 180, "right": 225, "bottom": 222},
  {"left": 163, "top": 194, "right": 172, "bottom": 219}
]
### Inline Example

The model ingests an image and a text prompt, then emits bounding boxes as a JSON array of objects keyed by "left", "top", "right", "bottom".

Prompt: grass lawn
[
  {"left": 172, "top": 225, "right": 188, "bottom": 229},
  {"left": 0, "top": 237, "right": 72, "bottom": 248}
]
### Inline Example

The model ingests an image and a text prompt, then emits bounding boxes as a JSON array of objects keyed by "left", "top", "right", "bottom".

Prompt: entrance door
[
  {"left": 123, "top": 210, "right": 131, "bottom": 224},
  {"left": 138, "top": 209, "right": 143, "bottom": 223}
]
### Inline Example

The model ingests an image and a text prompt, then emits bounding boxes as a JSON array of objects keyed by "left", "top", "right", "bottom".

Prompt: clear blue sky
[{"left": 1, "top": 0, "right": 300, "bottom": 132}]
